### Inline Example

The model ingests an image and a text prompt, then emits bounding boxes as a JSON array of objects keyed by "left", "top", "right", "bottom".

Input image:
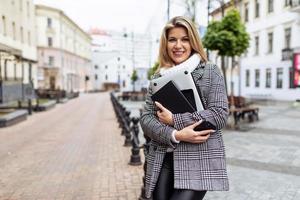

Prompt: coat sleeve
[
  {"left": 172, "top": 64, "right": 229, "bottom": 131},
  {"left": 140, "top": 75, "right": 177, "bottom": 148}
]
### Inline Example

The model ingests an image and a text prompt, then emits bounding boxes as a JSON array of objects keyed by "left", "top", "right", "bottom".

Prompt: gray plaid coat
[{"left": 140, "top": 61, "right": 229, "bottom": 199}]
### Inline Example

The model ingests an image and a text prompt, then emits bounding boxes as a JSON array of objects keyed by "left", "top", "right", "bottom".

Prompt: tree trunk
[
  {"left": 230, "top": 56, "right": 235, "bottom": 108},
  {"left": 221, "top": 56, "right": 228, "bottom": 95}
]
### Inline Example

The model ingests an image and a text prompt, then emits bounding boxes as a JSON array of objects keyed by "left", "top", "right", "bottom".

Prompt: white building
[
  {"left": 0, "top": 0, "right": 37, "bottom": 103},
  {"left": 89, "top": 28, "right": 152, "bottom": 69},
  {"left": 238, "top": 0, "right": 300, "bottom": 101},
  {"left": 35, "top": 5, "right": 92, "bottom": 92},
  {"left": 89, "top": 28, "right": 151, "bottom": 91},
  {"left": 91, "top": 50, "right": 133, "bottom": 91}
]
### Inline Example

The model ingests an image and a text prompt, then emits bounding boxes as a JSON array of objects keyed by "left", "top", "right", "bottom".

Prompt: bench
[
  {"left": 0, "top": 109, "right": 28, "bottom": 127},
  {"left": 228, "top": 96, "right": 259, "bottom": 127},
  {"left": 229, "top": 107, "right": 259, "bottom": 125}
]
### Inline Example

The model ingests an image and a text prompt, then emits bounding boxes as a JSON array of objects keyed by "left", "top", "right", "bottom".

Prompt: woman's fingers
[
  {"left": 195, "top": 129, "right": 214, "bottom": 136},
  {"left": 154, "top": 101, "right": 166, "bottom": 111}
]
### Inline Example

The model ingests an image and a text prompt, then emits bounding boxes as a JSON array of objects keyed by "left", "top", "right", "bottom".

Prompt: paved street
[
  {"left": 0, "top": 93, "right": 143, "bottom": 200},
  {"left": 122, "top": 100, "right": 300, "bottom": 200},
  {"left": 0, "top": 93, "right": 300, "bottom": 200}
]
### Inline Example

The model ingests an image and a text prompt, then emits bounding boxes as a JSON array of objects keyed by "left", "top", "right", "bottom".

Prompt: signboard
[{"left": 293, "top": 53, "right": 300, "bottom": 87}]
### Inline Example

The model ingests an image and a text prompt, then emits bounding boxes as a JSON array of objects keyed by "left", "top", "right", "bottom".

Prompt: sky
[{"left": 33, "top": 0, "right": 163, "bottom": 33}]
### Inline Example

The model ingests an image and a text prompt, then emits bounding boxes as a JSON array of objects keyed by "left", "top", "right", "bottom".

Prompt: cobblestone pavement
[
  {"left": 122, "top": 100, "right": 300, "bottom": 200},
  {"left": 0, "top": 93, "right": 143, "bottom": 200},
  {"left": 1, "top": 93, "right": 300, "bottom": 200}
]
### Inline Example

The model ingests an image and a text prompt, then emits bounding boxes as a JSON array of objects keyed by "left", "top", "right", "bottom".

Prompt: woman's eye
[
  {"left": 182, "top": 38, "right": 189, "bottom": 42},
  {"left": 168, "top": 38, "right": 176, "bottom": 42}
]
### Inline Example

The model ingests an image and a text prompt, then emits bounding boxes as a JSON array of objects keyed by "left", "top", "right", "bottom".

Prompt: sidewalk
[
  {"left": 122, "top": 99, "right": 300, "bottom": 200},
  {"left": 0, "top": 93, "right": 144, "bottom": 200}
]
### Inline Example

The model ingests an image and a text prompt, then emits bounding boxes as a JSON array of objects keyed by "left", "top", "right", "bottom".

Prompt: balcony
[
  {"left": 290, "top": 0, "right": 300, "bottom": 12},
  {"left": 282, "top": 48, "right": 294, "bottom": 61}
]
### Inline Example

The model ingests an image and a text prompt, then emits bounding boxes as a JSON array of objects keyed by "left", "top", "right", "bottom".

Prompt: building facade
[
  {"left": 210, "top": 0, "right": 300, "bottom": 101},
  {"left": 0, "top": 0, "right": 37, "bottom": 103},
  {"left": 35, "top": 5, "right": 92, "bottom": 92},
  {"left": 91, "top": 50, "right": 133, "bottom": 91},
  {"left": 89, "top": 29, "right": 150, "bottom": 92},
  {"left": 238, "top": 0, "right": 300, "bottom": 101}
]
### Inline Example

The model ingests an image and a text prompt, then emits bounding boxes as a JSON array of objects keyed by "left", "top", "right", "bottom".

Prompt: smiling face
[{"left": 167, "top": 26, "right": 192, "bottom": 65}]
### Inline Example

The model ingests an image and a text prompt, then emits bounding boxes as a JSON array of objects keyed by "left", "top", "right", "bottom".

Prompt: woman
[{"left": 140, "top": 16, "right": 229, "bottom": 200}]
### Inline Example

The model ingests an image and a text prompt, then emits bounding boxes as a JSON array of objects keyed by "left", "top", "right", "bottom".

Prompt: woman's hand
[
  {"left": 175, "top": 121, "right": 214, "bottom": 143},
  {"left": 155, "top": 101, "right": 174, "bottom": 126}
]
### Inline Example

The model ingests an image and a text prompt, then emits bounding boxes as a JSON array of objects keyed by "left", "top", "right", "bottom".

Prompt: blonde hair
[{"left": 157, "top": 16, "right": 207, "bottom": 70}]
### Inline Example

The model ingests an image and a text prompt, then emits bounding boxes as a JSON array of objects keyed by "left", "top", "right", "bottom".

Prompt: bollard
[
  {"left": 129, "top": 117, "right": 142, "bottom": 166},
  {"left": 123, "top": 110, "right": 132, "bottom": 146},
  {"left": 28, "top": 99, "right": 32, "bottom": 115}
]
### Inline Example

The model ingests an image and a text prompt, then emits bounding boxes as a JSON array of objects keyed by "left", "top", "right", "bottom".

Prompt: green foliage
[
  {"left": 131, "top": 69, "right": 138, "bottom": 83},
  {"left": 147, "top": 62, "right": 159, "bottom": 80},
  {"left": 203, "top": 9, "right": 250, "bottom": 57}
]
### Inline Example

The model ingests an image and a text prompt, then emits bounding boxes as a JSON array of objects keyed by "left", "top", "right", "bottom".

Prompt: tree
[
  {"left": 147, "top": 62, "right": 159, "bottom": 80},
  {"left": 203, "top": 8, "right": 250, "bottom": 96},
  {"left": 131, "top": 69, "right": 138, "bottom": 91}
]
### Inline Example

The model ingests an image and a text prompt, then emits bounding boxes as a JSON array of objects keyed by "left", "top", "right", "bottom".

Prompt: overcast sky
[{"left": 33, "top": 0, "right": 164, "bottom": 33}]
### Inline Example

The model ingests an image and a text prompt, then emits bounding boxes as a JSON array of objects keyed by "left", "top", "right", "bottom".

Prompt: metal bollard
[
  {"left": 129, "top": 117, "right": 142, "bottom": 166},
  {"left": 123, "top": 110, "right": 132, "bottom": 146}
]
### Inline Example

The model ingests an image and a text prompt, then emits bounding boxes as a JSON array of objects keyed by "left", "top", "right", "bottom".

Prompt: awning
[{"left": 0, "top": 42, "right": 22, "bottom": 57}]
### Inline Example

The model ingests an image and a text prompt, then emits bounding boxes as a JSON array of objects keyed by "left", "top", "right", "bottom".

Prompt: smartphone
[{"left": 194, "top": 121, "right": 216, "bottom": 131}]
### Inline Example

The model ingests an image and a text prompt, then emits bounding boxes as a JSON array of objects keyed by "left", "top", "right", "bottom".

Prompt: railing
[
  {"left": 0, "top": 80, "right": 23, "bottom": 103},
  {"left": 110, "top": 92, "right": 149, "bottom": 200}
]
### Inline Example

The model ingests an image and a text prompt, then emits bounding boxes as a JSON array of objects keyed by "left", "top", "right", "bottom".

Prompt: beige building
[
  {"left": 35, "top": 5, "right": 92, "bottom": 92},
  {"left": 0, "top": 0, "right": 37, "bottom": 103}
]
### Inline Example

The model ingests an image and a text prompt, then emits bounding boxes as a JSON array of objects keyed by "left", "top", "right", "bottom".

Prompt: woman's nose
[{"left": 175, "top": 40, "right": 182, "bottom": 48}]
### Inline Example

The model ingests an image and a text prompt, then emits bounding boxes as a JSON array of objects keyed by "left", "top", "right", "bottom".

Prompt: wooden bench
[
  {"left": 228, "top": 96, "right": 259, "bottom": 127},
  {"left": 229, "top": 107, "right": 259, "bottom": 125}
]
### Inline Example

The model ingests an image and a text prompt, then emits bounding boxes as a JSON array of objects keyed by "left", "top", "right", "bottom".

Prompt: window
[
  {"left": 20, "top": 27, "right": 24, "bottom": 43},
  {"left": 246, "top": 70, "right": 250, "bottom": 87},
  {"left": 244, "top": 3, "right": 249, "bottom": 22},
  {"left": 26, "top": 1, "right": 30, "bottom": 17},
  {"left": 255, "top": 0, "right": 260, "bottom": 18},
  {"left": 284, "top": 27, "right": 291, "bottom": 49},
  {"left": 28, "top": 31, "right": 31, "bottom": 45},
  {"left": 19, "top": 0, "right": 23, "bottom": 11},
  {"left": 105, "top": 65, "right": 108, "bottom": 69},
  {"left": 49, "top": 56, "right": 54, "bottom": 66},
  {"left": 48, "top": 37, "right": 53, "bottom": 47},
  {"left": 255, "top": 69, "right": 260, "bottom": 87},
  {"left": 289, "top": 67, "right": 294, "bottom": 88},
  {"left": 117, "top": 57, "right": 120, "bottom": 61},
  {"left": 47, "top": 18, "right": 52, "bottom": 28},
  {"left": 276, "top": 68, "right": 283, "bottom": 88},
  {"left": 95, "top": 74, "right": 98, "bottom": 80},
  {"left": 266, "top": 68, "right": 271, "bottom": 88},
  {"left": 14, "top": 63, "right": 17, "bottom": 80},
  {"left": 267, "top": 32, "right": 273, "bottom": 53},
  {"left": 105, "top": 74, "right": 108, "bottom": 80},
  {"left": 12, "top": 22, "right": 16, "bottom": 40},
  {"left": 2, "top": 16, "right": 6, "bottom": 36},
  {"left": 123, "top": 65, "right": 126, "bottom": 69},
  {"left": 255, "top": 36, "right": 259, "bottom": 55},
  {"left": 268, "top": 0, "right": 274, "bottom": 13},
  {"left": 94, "top": 65, "right": 98, "bottom": 69}
]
